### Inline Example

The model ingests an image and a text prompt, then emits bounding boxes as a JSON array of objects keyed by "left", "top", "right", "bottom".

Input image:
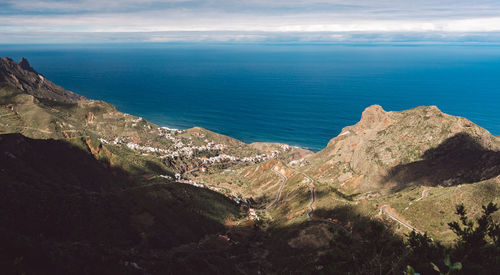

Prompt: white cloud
[
  {"left": 4, "top": 11, "right": 500, "bottom": 33},
  {"left": 5, "top": 0, "right": 190, "bottom": 12},
  {"left": 3, "top": 0, "right": 500, "bottom": 43}
]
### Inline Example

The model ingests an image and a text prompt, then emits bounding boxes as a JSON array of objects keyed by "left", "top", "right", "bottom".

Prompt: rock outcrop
[
  {"left": 18, "top": 57, "right": 36, "bottom": 73},
  {"left": 306, "top": 105, "right": 500, "bottom": 193},
  {"left": 0, "top": 57, "right": 85, "bottom": 102}
]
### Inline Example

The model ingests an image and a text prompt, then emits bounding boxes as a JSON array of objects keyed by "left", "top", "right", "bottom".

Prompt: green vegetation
[
  {"left": 380, "top": 180, "right": 500, "bottom": 242},
  {"left": 0, "top": 134, "right": 242, "bottom": 274},
  {"left": 405, "top": 203, "right": 500, "bottom": 274},
  {"left": 1, "top": 58, "right": 499, "bottom": 274}
]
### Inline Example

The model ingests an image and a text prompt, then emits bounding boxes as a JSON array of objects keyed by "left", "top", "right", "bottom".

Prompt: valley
[{"left": 1, "top": 57, "right": 499, "bottom": 274}]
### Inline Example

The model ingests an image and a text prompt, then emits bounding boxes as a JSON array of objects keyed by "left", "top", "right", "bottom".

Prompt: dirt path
[
  {"left": 266, "top": 166, "right": 287, "bottom": 209},
  {"left": 302, "top": 173, "right": 316, "bottom": 219},
  {"left": 284, "top": 167, "right": 348, "bottom": 231},
  {"left": 415, "top": 189, "right": 430, "bottom": 202},
  {"left": 380, "top": 205, "right": 425, "bottom": 235},
  {"left": 22, "top": 126, "right": 53, "bottom": 134},
  {"left": 268, "top": 167, "right": 317, "bottom": 220},
  {"left": 183, "top": 167, "right": 199, "bottom": 175}
]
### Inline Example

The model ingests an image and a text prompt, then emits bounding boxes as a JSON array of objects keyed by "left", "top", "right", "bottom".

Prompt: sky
[{"left": 2, "top": 0, "right": 500, "bottom": 43}]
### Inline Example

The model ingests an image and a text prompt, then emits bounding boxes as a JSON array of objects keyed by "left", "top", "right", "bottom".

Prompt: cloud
[
  {"left": 2, "top": 0, "right": 500, "bottom": 43},
  {"left": 3, "top": 0, "right": 191, "bottom": 13}
]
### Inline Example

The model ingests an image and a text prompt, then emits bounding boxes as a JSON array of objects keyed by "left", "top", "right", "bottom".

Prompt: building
[{"left": 248, "top": 208, "right": 260, "bottom": 220}]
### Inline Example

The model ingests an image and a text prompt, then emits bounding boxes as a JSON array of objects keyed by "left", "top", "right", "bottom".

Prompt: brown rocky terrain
[
  {"left": 0, "top": 57, "right": 285, "bottom": 178},
  {"left": 197, "top": 104, "right": 499, "bottom": 243},
  {"left": 305, "top": 105, "right": 500, "bottom": 193},
  {"left": 1, "top": 56, "right": 499, "bottom": 274},
  {"left": 0, "top": 57, "right": 84, "bottom": 102}
]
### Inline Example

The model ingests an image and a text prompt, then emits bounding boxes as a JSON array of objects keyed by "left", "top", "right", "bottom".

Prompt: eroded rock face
[
  {"left": 0, "top": 57, "right": 85, "bottom": 102},
  {"left": 306, "top": 105, "right": 500, "bottom": 193},
  {"left": 355, "top": 104, "right": 393, "bottom": 132},
  {"left": 86, "top": 111, "right": 96, "bottom": 124},
  {"left": 18, "top": 57, "right": 36, "bottom": 73}
]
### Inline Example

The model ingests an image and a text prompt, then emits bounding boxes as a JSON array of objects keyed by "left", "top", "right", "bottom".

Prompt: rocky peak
[
  {"left": 307, "top": 105, "right": 499, "bottom": 193},
  {"left": 355, "top": 104, "right": 394, "bottom": 131},
  {"left": 329, "top": 105, "right": 393, "bottom": 145},
  {"left": 0, "top": 56, "right": 85, "bottom": 102},
  {"left": 360, "top": 104, "right": 386, "bottom": 122},
  {"left": 19, "top": 57, "right": 36, "bottom": 73}
]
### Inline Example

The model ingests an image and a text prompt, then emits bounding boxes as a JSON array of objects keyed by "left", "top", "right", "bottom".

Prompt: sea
[{"left": 1, "top": 43, "right": 499, "bottom": 151}]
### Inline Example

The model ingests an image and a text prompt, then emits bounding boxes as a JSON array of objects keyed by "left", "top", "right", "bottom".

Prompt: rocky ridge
[
  {"left": 0, "top": 58, "right": 300, "bottom": 178},
  {"left": 305, "top": 104, "right": 500, "bottom": 193},
  {"left": 0, "top": 57, "right": 85, "bottom": 102}
]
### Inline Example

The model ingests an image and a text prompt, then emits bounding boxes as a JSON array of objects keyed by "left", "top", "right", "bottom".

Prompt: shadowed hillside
[
  {"left": 259, "top": 205, "right": 406, "bottom": 274},
  {"left": 384, "top": 132, "right": 500, "bottom": 192},
  {"left": 0, "top": 134, "right": 418, "bottom": 274},
  {"left": 0, "top": 133, "right": 240, "bottom": 274},
  {"left": 0, "top": 133, "right": 130, "bottom": 191}
]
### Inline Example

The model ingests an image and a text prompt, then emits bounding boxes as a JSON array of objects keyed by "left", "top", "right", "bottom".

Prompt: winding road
[
  {"left": 282, "top": 168, "right": 349, "bottom": 231},
  {"left": 301, "top": 172, "right": 316, "bottom": 219},
  {"left": 415, "top": 189, "right": 430, "bottom": 202},
  {"left": 183, "top": 167, "right": 199, "bottom": 176},
  {"left": 267, "top": 167, "right": 287, "bottom": 209},
  {"left": 381, "top": 188, "right": 431, "bottom": 237},
  {"left": 380, "top": 205, "right": 424, "bottom": 235}
]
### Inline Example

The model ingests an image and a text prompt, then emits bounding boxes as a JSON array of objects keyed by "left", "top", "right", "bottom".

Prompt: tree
[
  {"left": 405, "top": 230, "right": 445, "bottom": 274},
  {"left": 406, "top": 202, "right": 500, "bottom": 274},
  {"left": 447, "top": 202, "right": 500, "bottom": 274},
  {"left": 448, "top": 203, "right": 498, "bottom": 249}
]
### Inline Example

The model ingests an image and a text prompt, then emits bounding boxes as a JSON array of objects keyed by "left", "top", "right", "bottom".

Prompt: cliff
[
  {"left": 0, "top": 57, "right": 85, "bottom": 102},
  {"left": 305, "top": 104, "right": 500, "bottom": 193}
]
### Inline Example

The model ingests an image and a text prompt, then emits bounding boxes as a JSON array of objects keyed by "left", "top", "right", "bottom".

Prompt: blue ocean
[{"left": 1, "top": 44, "right": 499, "bottom": 151}]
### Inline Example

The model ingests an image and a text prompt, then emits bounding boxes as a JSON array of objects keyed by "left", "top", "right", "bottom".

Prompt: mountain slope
[
  {"left": 305, "top": 105, "right": 500, "bottom": 193},
  {"left": 0, "top": 57, "right": 277, "bottom": 177},
  {"left": 0, "top": 133, "right": 243, "bottom": 274},
  {"left": 0, "top": 58, "right": 251, "bottom": 274},
  {"left": 0, "top": 57, "right": 84, "bottom": 102},
  {"left": 197, "top": 105, "right": 500, "bottom": 241}
]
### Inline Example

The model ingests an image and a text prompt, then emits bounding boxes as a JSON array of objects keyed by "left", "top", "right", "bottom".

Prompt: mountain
[
  {"left": 0, "top": 133, "right": 243, "bottom": 274},
  {"left": 0, "top": 57, "right": 287, "bottom": 177},
  {"left": 0, "top": 58, "right": 254, "bottom": 273},
  {"left": 1, "top": 57, "right": 499, "bottom": 274},
  {"left": 0, "top": 57, "right": 84, "bottom": 102},
  {"left": 305, "top": 104, "right": 500, "bottom": 193},
  {"left": 199, "top": 104, "right": 499, "bottom": 241}
]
